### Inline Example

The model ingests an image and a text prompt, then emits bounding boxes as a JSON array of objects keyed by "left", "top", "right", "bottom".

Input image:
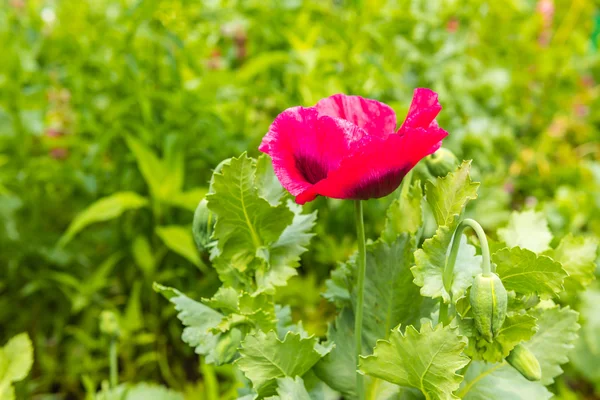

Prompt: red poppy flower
[{"left": 259, "top": 88, "right": 448, "bottom": 205}]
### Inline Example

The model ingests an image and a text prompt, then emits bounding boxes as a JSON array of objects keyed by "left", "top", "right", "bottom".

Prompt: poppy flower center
[{"left": 295, "top": 153, "right": 328, "bottom": 184}]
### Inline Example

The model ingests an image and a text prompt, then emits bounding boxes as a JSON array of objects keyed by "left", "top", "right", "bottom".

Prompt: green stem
[
  {"left": 109, "top": 337, "right": 118, "bottom": 389},
  {"left": 354, "top": 200, "right": 367, "bottom": 400},
  {"left": 441, "top": 219, "right": 491, "bottom": 325},
  {"left": 444, "top": 219, "right": 491, "bottom": 291},
  {"left": 439, "top": 301, "right": 449, "bottom": 326}
]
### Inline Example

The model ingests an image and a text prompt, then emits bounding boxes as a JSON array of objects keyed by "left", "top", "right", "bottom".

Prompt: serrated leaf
[
  {"left": 236, "top": 331, "right": 331, "bottom": 396},
  {"left": 493, "top": 247, "right": 567, "bottom": 296},
  {"left": 95, "top": 382, "right": 184, "bottom": 400},
  {"left": 413, "top": 225, "right": 482, "bottom": 303},
  {"left": 60, "top": 192, "right": 148, "bottom": 246},
  {"left": 255, "top": 154, "right": 285, "bottom": 206},
  {"left": 258, "top": 201, "right": 317, "bottom": 290},
  {"left": 153, "top": 283, "right": 224, "bottom": 363},
  {"left": 459, "top": 362, "right": 551, "bottom": 400},
  {"left": 272, "top": 376, "right": 311, "bottom": 400},
  {"left": 570, "top": 288, "right": 600, "bottom": 383},
  {"left": 207, "top": 154, "right": 302, "bottom": 290},
  {"left": 382, "top": 181, "right": 423, "bottom": 240},
  {"left": 355, "top": 235, "right": 426, "bottom": 349},
  {"left": 465, "top": 313, "right": 537, "bottom": 363},
  {"left": 497, "top": 210, "right": 552, "bottom": 253},
  {"left": 0, "top": 333, "right": 33, "bottom": 400},
  {"left": 522, "top": 306, "right": 579, "bottom": 385},
  {"left": 155, "top": 225, "right": 206, "bottom": 272},
  {"left": 552, "top": 234, "right": 598, "bottom": 291},
  {"left": 208, "top": 153, "right": 293, "bottom": 253},
  {"left": 313, "top": 309, "right": 356, "bottom": 399},
  {"left": 360, "top": 322, "right": 469, "bottom": 400},
  {"left": 425, "top": 161, "right": 479, "bottom": 227}
]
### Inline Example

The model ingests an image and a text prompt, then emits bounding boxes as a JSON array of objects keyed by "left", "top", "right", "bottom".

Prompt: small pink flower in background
[
  {"left": 259, "top": 89, "right": 448, "bottom": 204},
  {"left": 536, "top": 0, "right": 554, "bottom": 46},
  {"left": 50, "top": 147, "right": 68, "bottom": 160},
  {"left": 446, "top": 18, "right": 459, "bottom": 33}
]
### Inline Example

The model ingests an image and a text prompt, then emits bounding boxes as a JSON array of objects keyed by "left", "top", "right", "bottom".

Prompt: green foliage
[
  {"left": 459, "top": 362, "right": 552, "bottom": 400},
  {"left": 2, "top": 0, "right": 600, "bottom": 397},
  {"left": 360, "top": 322, "right": 469, "bottom": 400},
  {"left": 497, "top": 211, "right": 553, "bottom": 254},
  {"left": 59, "top": 192, "right": 148, "bottom": 246},
  {"left": 236, "top": 331, "right": 331, "bottom": 397},
  {"left": 493, "top": 247, "right": 567, "bottom": 296},
  {"left": 0, "top": 333, "right": 34, "bottom": 400}
]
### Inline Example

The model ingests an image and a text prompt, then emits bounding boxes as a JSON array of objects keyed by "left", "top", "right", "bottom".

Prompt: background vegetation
[{"left": 2, "top": 0, "right": 600, "bottom": 398}]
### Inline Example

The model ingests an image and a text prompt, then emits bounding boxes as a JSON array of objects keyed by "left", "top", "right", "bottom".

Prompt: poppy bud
[
  {"left": 469, "top": 273, "right": 507, "bottom": 342},
  {"left": 506, "top": 344, "right": 542, "bottom": 381},
  {"left": 193, "top": 198, "right": 215, "bottom": 253},
  {"left": 425, "top": 148, "right": 458, "bottom": 178}
]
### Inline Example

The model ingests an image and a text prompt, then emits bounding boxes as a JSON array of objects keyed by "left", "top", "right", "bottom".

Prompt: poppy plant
[
  {"left": 260, "top": 88, "right": 448, "bottom": 400},
  {"left": 259, "top": 88, "right": 448, "bottom": 205}
]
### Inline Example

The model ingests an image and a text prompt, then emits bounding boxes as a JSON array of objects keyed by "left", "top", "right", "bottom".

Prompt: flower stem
[
  {"left": 109, "top": 337, "right": 118, "bottom": 388},
  {"left": 441, "top": 219, "right": 491, "bottom": 325},
  {"left": 354, "top": 200, "right": 367, "bottom": 400},
  {"left": 444, "top": 219, "right": 491, "bottom": 292}
]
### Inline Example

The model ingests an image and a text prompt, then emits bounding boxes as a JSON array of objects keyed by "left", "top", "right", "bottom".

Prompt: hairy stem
[{"left": 354, "top": 200, "right": 367, "bottom": 400}]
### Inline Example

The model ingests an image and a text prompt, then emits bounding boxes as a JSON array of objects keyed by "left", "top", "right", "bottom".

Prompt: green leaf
[
  {"left": 125, "top": 135, "right": 178, "bottom": 200},
  {"left": 493, "top": 247, "right": 567, "bottom": 296},
  {"left": 459, "top": 362, "right": 551, "bottom": 400},
  {"left": 96, "top": 382, "right": 184, "bottom": 400},
  {"left": 465, "top": 313, "right": 537, "bottom": 363},
  {"left": 208, "top": 153, "right": 292, "bottom": 253},
  {"left": 382, "top": 181, "right": 423, "bottom": 240},
  {"left": 162, "top": 187, "right": 208, "bottom": 212},
  {"left": 522, "top": 306, "right": 580, "bottom": 385},
  {"left": 313, "top": 309, "right": 356, "bottom": 399},
  {"left": 258, "top": 201, "right": 316, "bottom": 289},
  {"left": 570, "top": 288, "right": 600, "bottom": 384},
  {"left": 355, "top": 235, "right": 427, "bottom": 348},
  {"left": 360, "top": 322, "right": 469, "bottom": 400},
  {"left": 255, "top": 154, "right": 285, "bottom": 206},
  {"left": 60, "top": 192, "right": 148, "bottom": 246},
  {"left": 425, "top": 161, "right": 479, "bottom": 227},
  {"left": 207, "top": 153, "right": 315, "bottom": 291},
  {"left": 236, "top": 331, "right": 330, "bottom": 396},
  {"left": 551, "top": 234, "right": 598, "bottom": 292},
  {"left": 131, "top": 235, "right": 155, "bottom": 277},
  {"left": 413, "top": 225, "right": 482, "bottom": 303},
  {"left": 497, "top": 210, "right": 552, "bottom": 254},
  {"left": 272, "top": 376, "right": 311, "bottom": 400},
  {"left": 153, "top": 283, "right": 224, "bottom": 364},
  {"left": 155, "top": 225, "right": 206, "bottom": 272},
  {"left": 0, "top": 333, "right": 33, "bottom": 400}
]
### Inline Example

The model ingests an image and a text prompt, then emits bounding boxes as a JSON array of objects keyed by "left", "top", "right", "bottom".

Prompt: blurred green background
[{"left": 2, "top": 0, "right": 600, "bottom": 398}]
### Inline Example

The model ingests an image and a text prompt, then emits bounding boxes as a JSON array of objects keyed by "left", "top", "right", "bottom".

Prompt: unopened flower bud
[
  {"left": 506, "top": 344, "right": 542, "bottom": 381},
  {"left": 193, "top": 198, "right": 215, "bottom": 253},
  {"left": 99, "top": 311, "right": 120, "bottom": 338},
  {"left": 425, "top": 148, "right": 459, "bottom": 178},
  {"left": 470, "top": 273, "right": 507, "bottom": 342}
]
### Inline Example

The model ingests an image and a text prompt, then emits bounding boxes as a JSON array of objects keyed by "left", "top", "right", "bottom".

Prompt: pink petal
[
  {"left": 315, "top": 94, "right": 397, "bottom": 137},
  {"left": 259, "top": 106, "right": 367, "bottom": 197},
  {"left": 296, "top": 124, "right": 448, "bottom": 204},
  {"left": 398, "top": 88, "right": 442, "bottom": 135}
]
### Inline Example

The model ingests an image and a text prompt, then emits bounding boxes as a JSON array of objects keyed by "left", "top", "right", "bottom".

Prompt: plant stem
[
  {"left": 354, "top": 200, "right": 367, "bottom": 400},
  {"left": 444, "top": 219, "right": 492, "bottom": 292},
  {"left": 441, "top": 218, "right": 491, "bottom": 325},
  {"left": 109, "top": 337, "right": 118, "bottom": 389}
]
